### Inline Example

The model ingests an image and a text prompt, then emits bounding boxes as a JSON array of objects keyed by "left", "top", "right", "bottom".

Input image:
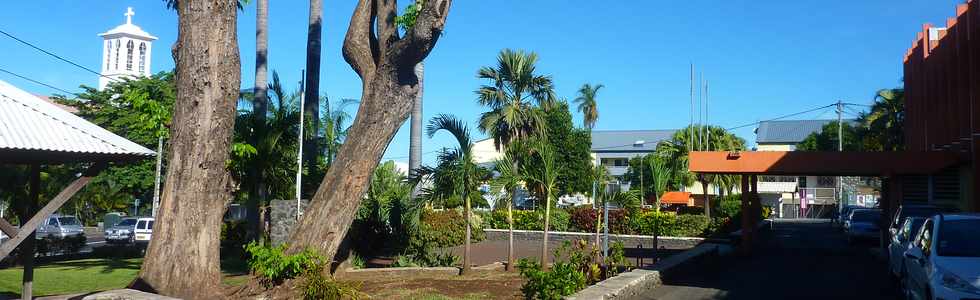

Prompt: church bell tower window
[{"left": 126, "top": 40, "right": 134, "bottom": 71}]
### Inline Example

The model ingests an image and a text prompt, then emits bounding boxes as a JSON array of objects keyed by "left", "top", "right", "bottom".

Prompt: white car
[
  {"left": 888, "top": 216, "right": 927, "bottom": 279},
  {"left": 133, "top": 217, "right": 154, "bottom": 246},
  {"left": 902, "top": 213, "right": 980, "bottom": 300}
]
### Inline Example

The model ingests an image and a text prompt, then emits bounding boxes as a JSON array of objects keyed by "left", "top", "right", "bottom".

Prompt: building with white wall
[{"left": 98, "top": 7, "right": 156, "bottom": 90}]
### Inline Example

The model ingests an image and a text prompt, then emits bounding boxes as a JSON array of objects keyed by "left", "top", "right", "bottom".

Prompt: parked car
[
  {"left": 133, "top": 217, "right": 154, "bottom": 246},
  {"left": 104, "top": 217, "right": 139, "bottom": 244},
  {"left": 902, "top": 213, "right": 980, "bottom": 300},
  {"left": 845, "top": 208, "right": 882, "bottom": 243},
  {"left": 36, "top": 214, "right": 85, "bottom": 239},
  {"left": 889, "top": 204, "right": 945, "bottom": 238},
  {"left": 838, "top": 205, "right": 861, "bottom": 227},
  {"left": 888, "top": 216, "right": 927, "bottom": 280}
]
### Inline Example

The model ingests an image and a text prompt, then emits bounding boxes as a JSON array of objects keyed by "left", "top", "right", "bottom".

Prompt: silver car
[
  {"left": 36, "top": 214, "right": 85, "bottom": 239},
  {"left": 104, "top": 217, "right": 138, "bottom": 244},
  {"left": 888, "top": 216, "right": 927, "bottom": 280}
]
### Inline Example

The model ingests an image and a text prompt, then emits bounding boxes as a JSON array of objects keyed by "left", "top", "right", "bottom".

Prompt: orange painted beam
[{"left": 689, "top": 151, "right": 961, "bottom": 176}]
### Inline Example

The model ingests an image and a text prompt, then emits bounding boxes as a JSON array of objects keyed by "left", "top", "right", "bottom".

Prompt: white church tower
[{"left": 98, "top": 7, "right": 157, "bottom": 90}]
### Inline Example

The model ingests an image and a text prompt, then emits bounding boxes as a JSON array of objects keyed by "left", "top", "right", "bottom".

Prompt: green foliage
[
  {"left": 395, "top": 0, "right": 423, "bottom": 31},
  {"left": 540, "top": 101, "right": 594, "bottom": 196},
  {"left": 390, "top": 250, "right": 459, "bottom": 268},
  {"left": 411, "top": 209, "right": 485, "bottom": 249},
  {"left": 673, "top": 214, "right": 711, "bottom": 237},
  {"left": 718, "top": 194, "right": 742, "bottom": 219},
  {"left": 517, "top": 239, "right": 631, "bottom": 300},
  {"left": 244, "top": 242, "right": 324, "bottom": 287},
  {"left": 351, "top": 161, "right": 415, "bottom": 255},
  {"left": 299, "top": 261, "right": 365, "bottom": 300},
  {"left": 797, "top": 121, "right": 863, "bottom": 151},
  {"left": 350, "top": 252, "right": 366, "bottom": 269},
  {"left": 35, "top": 235, "right": 87, "bottom": 257},
  {"left": 517, "top": 258, "right": 586, "bottom": 300}
]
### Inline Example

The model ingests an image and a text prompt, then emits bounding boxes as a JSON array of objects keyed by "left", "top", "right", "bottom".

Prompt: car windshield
[
  {"left": 908, "top": 218, "right": 926, "bottom": 236},
  {"left": 851, "top": 210, "right": 880, "bottom": 222},
  {"left": 57, "top": 217, "right": 79, "bottom": 226},
  {"left": 115, "top": 219, "right": 137, "bottom": 226},
  {"left": 937, "top": 219, "right": 980, "bottom": 257}
]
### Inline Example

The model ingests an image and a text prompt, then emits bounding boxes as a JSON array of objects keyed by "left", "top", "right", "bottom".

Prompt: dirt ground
[{"left": 357, "top": 271, "right": 524, "bottom": 300}]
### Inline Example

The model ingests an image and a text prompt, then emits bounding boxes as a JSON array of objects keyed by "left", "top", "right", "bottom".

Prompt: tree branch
[
  {"left": 375, "top": 0, "right": 400, "bottom": 57},
  {"left": 343, "top": 0, "right": 378, "bottom": 80},
  {"left": 392, "top": 0, "right": 452, "bottom": 67}
]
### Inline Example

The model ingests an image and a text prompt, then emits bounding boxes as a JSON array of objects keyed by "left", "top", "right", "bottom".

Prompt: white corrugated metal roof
[{"left": 0, "top": 79, "right": 155, "bottom": 160}]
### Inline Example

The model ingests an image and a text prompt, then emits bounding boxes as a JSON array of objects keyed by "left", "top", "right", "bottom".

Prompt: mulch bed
[{"left": 358, "top": 271, "right": 525, "bottom": 300}]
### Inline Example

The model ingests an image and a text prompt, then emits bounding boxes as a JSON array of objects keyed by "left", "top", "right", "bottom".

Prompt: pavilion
[{"left": 0, "top": 79, "right": 154, "bottom": 299}]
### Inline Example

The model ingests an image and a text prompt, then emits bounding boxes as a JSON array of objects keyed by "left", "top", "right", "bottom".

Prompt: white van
[{"left": 133, "top": 217, "right": 154, "bottom": 245}]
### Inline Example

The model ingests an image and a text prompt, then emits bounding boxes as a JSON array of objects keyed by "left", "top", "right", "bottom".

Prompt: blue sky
[{"left": 0, "top": 0, "right": 963, "bottom": 165}]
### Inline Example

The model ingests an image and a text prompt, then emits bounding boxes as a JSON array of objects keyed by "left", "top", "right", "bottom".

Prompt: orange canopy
[{"left": 660, "top": 192, "right": 692, "bottom": 205}]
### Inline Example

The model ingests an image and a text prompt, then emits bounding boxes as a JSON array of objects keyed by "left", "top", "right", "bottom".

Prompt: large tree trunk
[
  {"left": 409, "top": 62, "right": 424, "bottom": 187},
  {"left": 137, "top": 0, "right": 240, "bottom": 298},
  {"left": 247, "top": 0, "right": 270, "bottom": 242},
  {"left": 285, "top": 0, "right": 453, "bottom": 262},
  {"left": 302, "top": 0, "right": 323, "bottom": 178}
]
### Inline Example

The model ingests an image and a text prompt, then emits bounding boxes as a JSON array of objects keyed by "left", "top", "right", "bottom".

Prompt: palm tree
[
  {"left": 420, "top": 114, "right": 481, "bottom": 274},
  {"left": 302, "top": 0, "right": 323, "bottom": 177},
  {"left": 476, "top": 49, "right": 556, "bottom": 150},
  {"left": 525, "top": 142, "right": 559, "bottom": 269},
  {"left": 396, "top": 1, "right": 427, "bottom": 193},
  {"left": 574, "top": 83, "right": 603, "bottom": 130},
  {"left": 863, "top": 88, "right": 905, "bottom": 151},
  {"left": 590, "top": 164, "right": 610, "bottom": 251},
  {"left": 320, "top": 98, "right": 358, "bottom": 166},
  {"left": 492, "top": 151, "right": 522, "bottom": 271}
]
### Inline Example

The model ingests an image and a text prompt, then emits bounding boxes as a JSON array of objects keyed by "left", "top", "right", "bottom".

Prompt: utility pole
[
  {"left": 689, "top": 63, "right": 694, "bottom": 151},
  {"left": 151, "top": 136, "right": 162, "bottom": 217},
  {"left": 705, "top": 80, "right": 710, "bottom": 150},
  {"left": 837, "top": 100, "right": 844, "bottom": 211},
  {"left": 296, "top": 70, "right": 306, "bottom": 219}
]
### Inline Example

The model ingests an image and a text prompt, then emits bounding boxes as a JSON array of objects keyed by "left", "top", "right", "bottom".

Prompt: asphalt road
[{"left": 642, "top": 219, "right": 899, "bottom": 300}]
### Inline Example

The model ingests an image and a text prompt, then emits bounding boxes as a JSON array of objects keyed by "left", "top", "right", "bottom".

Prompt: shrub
[
  {"left": 300, "top": 260, "right": 365, "bottom": 300},
  {"left": 517, "top": 258, "right": 586, "bottom": 300},
  {"left": 569, "top": 205, "right": 598, "bottom": 232},
  {"left": 674, "top": 214, "right": 711, "bottom": 237},
  {"left": 244, "top": 242, "right": 324, "bottom": 287},
  {"left": 630, "top": 211, "right": 677, "bottom": 236},
  {"left": 412, "top": 209, "right": 485, "bottom": 249},
  {"left": 35, "top": 235, "right": 86, "bottom": 256},
  {"left": 350, "top": 252, "right": 366, "bottom": 269},
  {"left": 718, "top": 195, "right": 742, "bottom": 219}
]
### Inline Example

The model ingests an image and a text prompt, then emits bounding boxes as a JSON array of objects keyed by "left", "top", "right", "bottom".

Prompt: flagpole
[{"left": 296, "top": 70, "right": 306, "bottom": 219}]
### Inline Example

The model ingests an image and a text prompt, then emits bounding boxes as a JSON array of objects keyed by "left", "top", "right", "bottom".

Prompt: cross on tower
[{"left": 125, "top": 7, "right": 135, "bottom": 24}]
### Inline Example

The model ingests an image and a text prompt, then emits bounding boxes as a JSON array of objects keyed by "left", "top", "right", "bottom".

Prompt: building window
[
  {"left": 138, "top": 43, "right": 146, "bottom": 74},
  {"left": 126, "top": 40, "right": 134, "bottom": 71},
  {"left": 818, "top": 176, "right": 835, "bottom": 187},
  {"left": 105, "top": 41, "right": 111, "bottom": 71},
  {"left": 114, "top": 40, "right": 120, "bottom": 70}
]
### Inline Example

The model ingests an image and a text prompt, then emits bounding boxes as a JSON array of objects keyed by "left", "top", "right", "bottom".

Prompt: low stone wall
[
  {"left": 484, "top": 229, "right": 703, "bottom": 250},
  {"left": 566, "top": 243, "right": 723, "bottom": 300},
  {"left": 270, "top": 199, "right": 309, "bottom": 246}
]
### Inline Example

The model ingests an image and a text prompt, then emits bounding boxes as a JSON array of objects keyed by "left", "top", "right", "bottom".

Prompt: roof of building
[
  {"left": 0, "top": 79, "right": 155, "bottom": 163},
  {"left": 99, "top": 8, "right": 157, "bottom": 40},
  {"left": 591, "top": 130, "right": 678, "bottom": 152},
  {"left": 755, "top": 119, "right": 856, "bottom": 144},
  {"left": 661, "top": 191, "right": 692, "bottom": 205}
]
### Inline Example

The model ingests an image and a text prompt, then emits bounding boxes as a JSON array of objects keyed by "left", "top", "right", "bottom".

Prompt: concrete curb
[{"left": 565, "top": 243, "right": 722, "bottom": 300}]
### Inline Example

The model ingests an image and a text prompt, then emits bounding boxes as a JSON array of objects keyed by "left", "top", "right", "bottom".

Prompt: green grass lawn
[
  {"left": 0, "top": 256, "right": 251, "bottom": 298},
  {"left": 0, "top": 258, "right": 142, "bottom": 297}
]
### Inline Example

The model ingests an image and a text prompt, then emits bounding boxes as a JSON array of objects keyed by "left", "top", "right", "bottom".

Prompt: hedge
[
  {"left": 413, "top": 209, "right": 485, "bottom": 249},
  {"left": 489, "top": 206, "right": 721, "bottom": 238}
]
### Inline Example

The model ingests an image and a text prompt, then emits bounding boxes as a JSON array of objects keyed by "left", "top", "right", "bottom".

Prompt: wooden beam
[
  {"left": 0, "top": 219, "right": 17, "bottom": 238},
  {"left": 0, "top": 164, "right": 105, "bottom": 260}
]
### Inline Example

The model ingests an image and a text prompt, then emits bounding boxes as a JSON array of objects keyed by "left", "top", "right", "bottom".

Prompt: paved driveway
[{"left": 643, "top": 219, "right": 898, "bottom": 300}]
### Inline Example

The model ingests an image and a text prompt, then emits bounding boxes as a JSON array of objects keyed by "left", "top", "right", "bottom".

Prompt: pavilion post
[
  {"left": 20, "top": 164, "right": 40, "bottom": 300},
  {"left": 740, "top": 175, "right": 752, "bottom": 255},
  {"left": 751, "top": 175, "right": 761, "bottom": 222}
]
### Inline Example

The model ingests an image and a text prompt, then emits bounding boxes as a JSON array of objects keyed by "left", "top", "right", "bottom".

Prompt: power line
[
  {"left": 725, "top": 103, "right": 838, "bottom": 131},
  {"left": 0, "top": 67, "right": 77, "bottom": 95},
  {"left": 0, "top": 28, "right": 116, "bottom": 81}
]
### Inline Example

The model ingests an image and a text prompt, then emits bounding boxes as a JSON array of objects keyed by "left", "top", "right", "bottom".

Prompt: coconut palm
[
  {"left": 590, "top": 163, "right": 610, "bottom": 251},
  {"left": 525, "top": 141, "right": 559, "bottom": 269},
  {"left": 862, "top": 88, "right": 904, "bottom": 151},
  {"left": 476, "top": 49, "right": 556, "bottom": 150},
  {"left": 574, "top": 83, "right": 603, "bottom": 130},
  {"left": 396, "top": 0, "right": 427, "bottom": 189},
  {"left": 491, "top": 151, "right": 522, "bottom": 271},
  {"left": 417, "top": 114, "right": 482, "bottom": 274},
  {"left": 320, "top": 98, "right": 358, "bottom": 166}
]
